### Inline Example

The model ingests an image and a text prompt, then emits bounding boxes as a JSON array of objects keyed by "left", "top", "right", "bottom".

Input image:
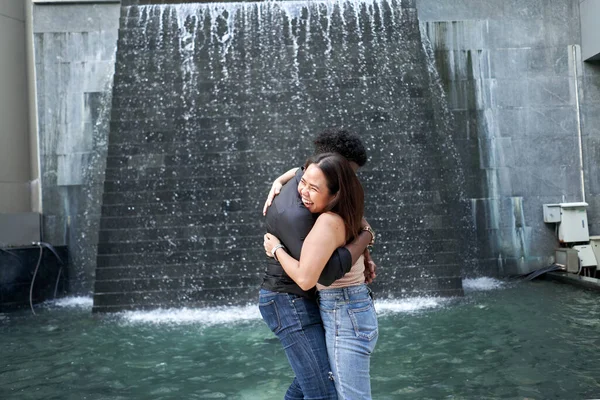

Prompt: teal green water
[{"left": 2, "top": 279, "right": 600, "bottom": 399}]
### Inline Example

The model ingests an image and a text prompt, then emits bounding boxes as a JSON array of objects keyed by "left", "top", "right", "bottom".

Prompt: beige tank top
[{"left": 317, "top": 255, "right": 365, "bottom": 291}]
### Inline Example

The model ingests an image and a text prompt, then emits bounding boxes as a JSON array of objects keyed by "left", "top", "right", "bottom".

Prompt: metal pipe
[{"left": 572, "top": 44, "right": 586, "bottom": 203}]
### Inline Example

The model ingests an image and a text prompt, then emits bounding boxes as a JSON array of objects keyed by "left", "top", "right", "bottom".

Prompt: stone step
[
  {"left": 96, "top": 246, "right": 459, "bottom": 269},
  {"left": 95, "top": 261, "right": 264, "bottom": 280},
  {"left": 94, "top": 273, "right": 262, "bottom": 294},
  {"left": 92, "top": 285, "right": 258, "bottom": 312}
]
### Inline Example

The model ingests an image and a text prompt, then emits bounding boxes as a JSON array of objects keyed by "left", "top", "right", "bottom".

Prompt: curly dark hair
[{"left": 313, "top": 128, "right": 367, "bottom": 167}]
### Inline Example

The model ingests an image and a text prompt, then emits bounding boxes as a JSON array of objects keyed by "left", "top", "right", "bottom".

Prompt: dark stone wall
[
  {"left": 0, "top": 246, "right": 69, "bottom": 312},
  {"left": 93, "top": 0, "right": 469, "bottom": 311}
]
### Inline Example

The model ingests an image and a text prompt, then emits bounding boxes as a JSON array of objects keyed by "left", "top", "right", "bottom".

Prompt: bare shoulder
[
  {"left": 309, "top": 212, "right": 346, "bottom": 246},
  {"left": 315, "top": 212, "right": 345, "bottom": 229}
]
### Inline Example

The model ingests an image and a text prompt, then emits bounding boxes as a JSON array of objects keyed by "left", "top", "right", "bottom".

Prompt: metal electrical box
[
  {"left": 589, "top": 236, "right": 600, "bottom": 266},
  {"left": 544, "top": 202, "right": 589, "bottom": 243},
  {"left": 555, "top": 248, "right": 580, "bottom": 273},
  {"left": 543, "top": 204, "right": 561, "bottom": 223},
  {"left": 573, "top": 245, "right": 597, "bottom": 267}
]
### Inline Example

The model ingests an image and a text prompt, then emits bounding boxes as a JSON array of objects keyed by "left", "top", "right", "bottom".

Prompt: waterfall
[{"left": 94, "top": 0, "right": 468, "bottom": 312}]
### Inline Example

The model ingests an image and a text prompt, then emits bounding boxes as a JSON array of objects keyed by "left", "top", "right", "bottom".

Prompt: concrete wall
[
  {"left": 0, "top": 1, "right": 32, "bottom": 214},
  {"left": 33, "top": 1, "right": 120, "bottom": 292},
  {"left": 417, "top": 0, "right": 598, "bottom": 275}
]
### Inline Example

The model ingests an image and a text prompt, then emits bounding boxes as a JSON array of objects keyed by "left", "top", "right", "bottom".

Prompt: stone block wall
[
  {"left": 0, "top": 2, "right": 33, "bottom": 215},
  {"left": 93, "top": 0, "right": 469, "bottom": 311}
]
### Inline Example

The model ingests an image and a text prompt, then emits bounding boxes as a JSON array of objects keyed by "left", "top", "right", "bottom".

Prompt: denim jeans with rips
[{"left": 318, "top": 284, "right": 379, "bottom": 400}]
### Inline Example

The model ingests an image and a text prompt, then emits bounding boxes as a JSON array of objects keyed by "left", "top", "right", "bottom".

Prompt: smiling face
[{"left": 298, "top": 164, "right": 336, "bottom": 213}]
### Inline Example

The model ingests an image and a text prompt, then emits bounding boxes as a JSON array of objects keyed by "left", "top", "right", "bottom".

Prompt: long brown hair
[{"left": 304, "top": 153, "right": 364, "bottom": 242}]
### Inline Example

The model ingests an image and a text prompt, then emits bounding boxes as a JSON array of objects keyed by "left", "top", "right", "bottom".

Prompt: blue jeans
[
  {"left": 259, "top": 289, "right": 337, "bottom": 400},
  {"left": 318, "top": 284, "right": 378, "bottom": 400}
]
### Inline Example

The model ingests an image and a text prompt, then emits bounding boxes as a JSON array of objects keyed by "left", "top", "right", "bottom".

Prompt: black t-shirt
[{"left": 261, "top": 169, "right": 353, "bottom": 299}]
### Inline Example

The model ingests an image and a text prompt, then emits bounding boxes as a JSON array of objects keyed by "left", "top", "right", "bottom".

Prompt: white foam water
[
  {"left": 462, "top": 277, "right": 504, "bottom": 291},
  {"left": 120, "top": 304, "right": 261, "bottom": 326},
  {"left": 38, "top": 283, "right": 502, "bottom": 325},
  {"left": 375, "top": 297, "right": 452, "bottom": 315},
  {"left": 119, "top": 297, "right": 453, "bottom": 325},
  {"left": 45, "top": 296, "right": 94, "bottom": 308}
]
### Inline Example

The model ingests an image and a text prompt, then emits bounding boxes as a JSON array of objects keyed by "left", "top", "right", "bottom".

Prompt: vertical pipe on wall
[
  {"left": 572, "top": 44, "right": 585, "bottom": 203},
  {"left": 25, "top": 0, "right": 42, "bottom": 214}
]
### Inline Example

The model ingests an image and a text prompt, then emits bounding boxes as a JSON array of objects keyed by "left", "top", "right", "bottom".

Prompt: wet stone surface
[{"left": 95, "top": 0, "right": 470, "bottom": 311}]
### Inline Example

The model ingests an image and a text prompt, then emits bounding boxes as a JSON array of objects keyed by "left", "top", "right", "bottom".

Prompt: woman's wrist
[{"left": 271, "top": 244, "right": 286, "bottom": 261}]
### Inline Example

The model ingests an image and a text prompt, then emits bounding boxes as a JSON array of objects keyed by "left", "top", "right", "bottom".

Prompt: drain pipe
[
  {"left": 28, "top": 241, "right": 66, "bottom": 314},
  {"left": 572, "top": 44, "right": 585, "bottom": 203},
  {"left": 29, "top": 243, "right": 44, "bottom": 315}
]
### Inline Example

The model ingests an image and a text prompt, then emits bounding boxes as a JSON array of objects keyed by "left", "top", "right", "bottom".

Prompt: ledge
[{"left": 545, "top": 271, "right": 600, "bottom": 291}]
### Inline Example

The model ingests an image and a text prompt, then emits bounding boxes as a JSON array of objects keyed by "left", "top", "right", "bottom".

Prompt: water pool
[{"left": 2, "top": 279, "right": 600, "bottom": 399}]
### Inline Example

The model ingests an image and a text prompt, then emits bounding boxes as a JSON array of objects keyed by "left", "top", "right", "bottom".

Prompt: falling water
[{"left": 95, "top": 0, "right": 470, "bottom": 311}]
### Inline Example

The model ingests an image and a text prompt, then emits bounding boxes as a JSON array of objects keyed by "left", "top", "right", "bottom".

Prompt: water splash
[
  {"left": 45, "top": 296, "right": 94, "bottom": 309},
  {"left": 376, "top": 297, "right": 453, "bottom": 315},
  {"left": 40, "top": 287, "right": 496, "bottom": 325},
  {"left": 462, "top": 277, "right": 504, "bottom": 291},
  {"left": 120, "top": 305, "right": 261, "bottom": 325},
  {"left": 118, "top": 297, "right": 457, "bottom": 325}
]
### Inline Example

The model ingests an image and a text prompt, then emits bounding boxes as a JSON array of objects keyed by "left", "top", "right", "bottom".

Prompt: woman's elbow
[
  {"left": 295, "top": 272, "right": 317, "bottom": 291},
  {"left": 297, "top": 279, "right": 317, "bottom": 291}
]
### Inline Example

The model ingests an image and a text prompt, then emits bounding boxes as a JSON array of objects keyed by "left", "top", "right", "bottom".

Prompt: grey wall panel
[
  {"left": 0, "top": 183, "right": 31, "bottom": 213},
  {"left": 34, "top": 3, "right": 120, "bottom": 33},
  {"left": 418, "top": 0, "right": 589, "bottom": 275},
  {"left": 33, "top": 2, "right": 120, "bottom": 293},
  {"left": 0, "top": 0, "right": 26, "bottom": 21},
  {"left": 0, "top": 213, "right": 40, "bottom": 247},
  {"left": 0, "top": 2, "right": 32, "bottom": 217}
]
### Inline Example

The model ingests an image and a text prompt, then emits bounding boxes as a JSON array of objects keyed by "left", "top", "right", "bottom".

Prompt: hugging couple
[{"left": 259, "top": 128, "right": 379, "bottom": 400}]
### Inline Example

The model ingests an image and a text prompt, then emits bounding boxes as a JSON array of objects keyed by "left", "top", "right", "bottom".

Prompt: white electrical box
[
  {"left": 589, "top": 236, "right": 600, "bottom": 266},
  {"left": 555, "top": 248, "right": 580, "bottom": 273},
  {"left": 558, "top": 203, "right": 589, "bottom": 243},
  {"left": 544, "top": 202, "right": 589, "bottom": 243},
  {"left": 543, "top": 204, "right": 561, "bottom": 223},
  {"left": 573, "top": 245, "right": 597, "bottom": 267}
]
